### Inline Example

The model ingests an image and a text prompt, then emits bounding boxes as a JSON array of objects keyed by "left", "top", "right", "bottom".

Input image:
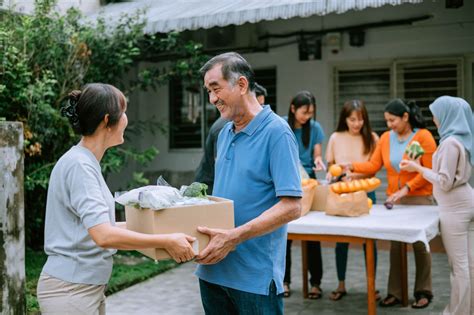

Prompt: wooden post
[
  {"left": 0, "top": 122, "right": 25, "bottom": 314},
  {"left": 365, "top": 239, "right": 376, "bottom": 315},
  {"left": 400, "top": 242, "right": 409, "bottom": 306},
  {"left": 301, "top": 241, "right": 308, "bottom": 298}
]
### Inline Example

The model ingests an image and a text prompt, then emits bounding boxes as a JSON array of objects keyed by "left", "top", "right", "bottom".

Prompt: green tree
[{"left": 0, "top": 0, "right": 207, "bottom": 248}]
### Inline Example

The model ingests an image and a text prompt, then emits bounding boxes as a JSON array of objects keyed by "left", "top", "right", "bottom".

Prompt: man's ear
[
  {"left": 237, "top": 76, "right": 249, "bottom": 95},
  {"left": 103, "top": 114, "right": 110, "bottom": 126}
]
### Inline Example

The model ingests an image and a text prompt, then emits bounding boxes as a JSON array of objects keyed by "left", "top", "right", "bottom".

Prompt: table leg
[
  {"left": 365, "top": 239, "right": 376, "bottom": 315},
  {"left": 400, "top": 242, "right": 408, "bottom": 306},
  {"left": 301, "top": 240, "right": 308, "bottom": 298}
]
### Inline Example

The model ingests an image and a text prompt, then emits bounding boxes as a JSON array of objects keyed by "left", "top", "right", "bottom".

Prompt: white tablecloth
[{"left": 288, "top": 204, "right": 440, "bottom": 251}]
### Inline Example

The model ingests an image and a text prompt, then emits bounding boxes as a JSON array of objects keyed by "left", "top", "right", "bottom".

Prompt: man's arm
[{"left": 196, "top": 196, "right": 301, "bottom": 265}]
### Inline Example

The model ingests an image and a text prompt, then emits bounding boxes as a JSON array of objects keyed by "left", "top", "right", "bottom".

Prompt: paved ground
[{"left": 106, "top": 242, "right": 449, "bottom": 315}]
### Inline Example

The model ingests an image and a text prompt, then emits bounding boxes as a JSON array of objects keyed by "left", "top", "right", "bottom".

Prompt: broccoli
[{"left": 183, "top": 182, "right": 208, "bottom": 198}]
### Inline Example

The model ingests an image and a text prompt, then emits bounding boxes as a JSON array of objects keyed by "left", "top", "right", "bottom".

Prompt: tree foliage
[{"left": 0, "top": 0, "right": 206, "bottom": 248}]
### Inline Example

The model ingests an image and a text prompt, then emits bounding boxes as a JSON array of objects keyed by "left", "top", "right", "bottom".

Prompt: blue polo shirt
[{"left": 195, "top": 105, "right": 302, "bottom": 295}]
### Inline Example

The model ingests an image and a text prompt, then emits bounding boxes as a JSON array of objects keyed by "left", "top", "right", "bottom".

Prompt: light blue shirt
[
  {"left": 389, "top": 129, "right": 417, "bottom": 172},
  {"left": 195, "top": 105, "right": 302, "bottom": 295},
  {"left": 283, "top": 117, "right": 325, "bottom": 177},
  {"left": 42, "top": 145, "right": 116, "bottom": 285}
]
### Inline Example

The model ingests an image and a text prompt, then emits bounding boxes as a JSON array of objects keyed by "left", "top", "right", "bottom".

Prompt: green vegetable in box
[
  {"left": 183, "top": 182, "right": 208, "bottom": 198},
  {"left": 405, "top": 141, "right": 425, "bottom": 159}
]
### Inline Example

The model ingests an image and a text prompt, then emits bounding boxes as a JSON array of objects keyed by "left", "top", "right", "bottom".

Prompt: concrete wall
[
  {"left": 116, "top": 0, "right": 474, "bottom": 188},
  {"left": 0, "top": 122, "right": 25, "bottom": 314}
]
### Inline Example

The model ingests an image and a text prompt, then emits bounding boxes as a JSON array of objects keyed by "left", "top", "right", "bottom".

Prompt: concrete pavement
[{"left": 106, "top": 243, "right": 449, "bottom": 314}]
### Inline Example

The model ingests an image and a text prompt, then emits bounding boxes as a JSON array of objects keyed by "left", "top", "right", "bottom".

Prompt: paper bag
[
  {"left": 311, "top": 185, "right": 329, "bottom": 211},
  {"left": 300, "top": 184, "right": 316, "bottom": 216},
  {"left": 325, "top": 190, "right": 370, "bottom": 217}
]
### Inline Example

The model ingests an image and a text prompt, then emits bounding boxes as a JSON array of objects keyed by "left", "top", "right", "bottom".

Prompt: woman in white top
[
  {"left": 37, "top": 83, "right": 196, "bottom": 315},
  {"left": 401, "top": 96, "right": 474, "bottom": 315}
]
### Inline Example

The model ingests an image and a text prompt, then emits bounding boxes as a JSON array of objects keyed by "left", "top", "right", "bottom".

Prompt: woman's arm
[
  {"left": 88, "top": 223, "right": 196, "bottom": 263},
  {"left": 405, "top": 130, "right": 437, "bottom": 192}
]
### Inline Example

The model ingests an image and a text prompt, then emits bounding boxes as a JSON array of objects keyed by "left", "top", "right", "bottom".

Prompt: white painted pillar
[{"left": 0, "top": 122, "right": 25, "bottom": 314}]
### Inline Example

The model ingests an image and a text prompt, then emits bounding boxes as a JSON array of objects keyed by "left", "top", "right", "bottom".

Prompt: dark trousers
[
  {"left": 335, "top": 242, "right": 378, "bottom": 281},
  {"left": 199, "top": 279, "right": 283, "bottom": 315},
  {"left": 284, "top": 240, "right": 322, "bottom": 286}
]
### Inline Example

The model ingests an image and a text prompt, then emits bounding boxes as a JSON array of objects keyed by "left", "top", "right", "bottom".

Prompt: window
[
  {"left": 334, "top": 68, "right": 391, "bottom": 135},
  {"left": 169, "top": 68, "right": 277, "bottom": 149},
  {"left": 254, "top": 68, "right": 277, "bottom": 112},
  {"left": 395, "top": 59, "right": 462, "bottom": 140}
]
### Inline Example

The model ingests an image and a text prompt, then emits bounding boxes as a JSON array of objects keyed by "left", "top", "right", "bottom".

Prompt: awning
[{"left": 86, "top": 0, "right": 423, "bottom": 34}]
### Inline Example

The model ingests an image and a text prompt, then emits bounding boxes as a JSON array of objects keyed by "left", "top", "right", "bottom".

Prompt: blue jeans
[
  {"left": 199, "top": 279, "right": 283, "bottom": 315},
  {"left": 335, "top": 191, "right": 378, "bottom": 281}
]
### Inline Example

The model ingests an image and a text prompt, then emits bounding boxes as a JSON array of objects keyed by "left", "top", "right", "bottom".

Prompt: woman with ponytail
[
  {"left": 342, "top": 98, "right": 437, "bottom": 309},
  {"left": 401, "top": 96, "right": 474, "bottom": 314},
  {"left": 37, "top": 83, "right": 196, "bottom": 314}
]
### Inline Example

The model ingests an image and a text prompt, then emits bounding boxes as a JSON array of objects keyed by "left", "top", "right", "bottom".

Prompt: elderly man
[
  {"left": 195, "top": 82, "right": 267, "bottom": 194},
  {"left": 195, "top": 52, "right": 302, "bottom": 314}
]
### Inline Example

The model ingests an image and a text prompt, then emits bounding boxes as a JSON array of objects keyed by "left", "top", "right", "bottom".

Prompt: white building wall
[{"left": 124, "top": 0, "right": 474, "bottom": 187}]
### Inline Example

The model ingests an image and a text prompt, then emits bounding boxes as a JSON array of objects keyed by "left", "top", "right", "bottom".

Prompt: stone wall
[{"left": 0, "top": 122, "right": 25, "bottom": 314}]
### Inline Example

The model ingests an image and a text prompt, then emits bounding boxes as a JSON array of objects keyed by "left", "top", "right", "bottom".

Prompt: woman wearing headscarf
[{"left": 401, "top": 96, "right": 474, "bottom": 315}]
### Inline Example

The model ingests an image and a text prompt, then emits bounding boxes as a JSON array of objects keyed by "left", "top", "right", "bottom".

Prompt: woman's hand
[
  {"left": 399, "top": 159, "right": 421, "bottom": 173},
  {"left": 339, "top": 163, "right": 353, "bottom": 173},
  {"left": 163, "top": 233, "right": 196, "bottom": 263},
  {"left": 386, "top": 186, "right": 409, "bottom": 204},
  {"left": 313, "top": 156, "right": 326, "bottom": 172}
]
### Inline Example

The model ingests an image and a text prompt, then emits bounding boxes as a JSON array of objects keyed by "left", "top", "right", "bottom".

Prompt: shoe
[
  {"left": 283, "top": 283, "right": 291, "bottom": 298},
  {"left": 308, "top": 286, "right": 322, "bottom": 299},
  {"left": 412, "top": 292, "right": 433, "bottom": 309},
  {"left": 330, "top": 290, "right": 347, "bottom": 301},
  {"left": 379, "top": 294, "right": 401, "bottom": 307}
]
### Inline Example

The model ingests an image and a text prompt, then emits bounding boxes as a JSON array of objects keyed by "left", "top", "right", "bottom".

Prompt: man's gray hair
[{"left": 200, "top": 52, "right": 256, "bottom": 93}]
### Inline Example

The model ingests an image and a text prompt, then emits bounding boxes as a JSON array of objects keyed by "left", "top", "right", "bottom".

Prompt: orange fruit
[
  {"left": 367, "top": 198, "right": 373, "bottom": 209},
  {"left": 329, "top": 164, "right": 343, "bottom": 177}
]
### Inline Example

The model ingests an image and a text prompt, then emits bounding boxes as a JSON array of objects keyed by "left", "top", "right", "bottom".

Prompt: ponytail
[{"left": 384, "top": 98, "right": 425, "bottom": 129}]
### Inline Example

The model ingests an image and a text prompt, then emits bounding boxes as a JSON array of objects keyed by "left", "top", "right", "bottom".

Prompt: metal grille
[
  {"left": 334, "top": 67, "right": 391, "bottom": 202},
  {"left": 394, "top": 59, "right": 463, "bottom": 141}
]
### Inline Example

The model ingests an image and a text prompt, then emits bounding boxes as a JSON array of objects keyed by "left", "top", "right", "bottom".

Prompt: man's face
[{"left": 204, "top": 64, "right": 241, "bottom": 121}]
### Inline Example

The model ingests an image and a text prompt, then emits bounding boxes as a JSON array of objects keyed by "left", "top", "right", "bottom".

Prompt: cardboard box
[
  {"left": 125, "top": 196, "right": 234, "bottom": 260},
  {"left": 311, "top": 185, "right": 329, "bottom": 211},
  {"left": 301, "top": 184, "right": 316, "bottom": 216}
]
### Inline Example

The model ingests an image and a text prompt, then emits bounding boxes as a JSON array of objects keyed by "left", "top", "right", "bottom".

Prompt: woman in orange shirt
[{"left": 343, "top": 99, "right": 437, "bottom": 309}]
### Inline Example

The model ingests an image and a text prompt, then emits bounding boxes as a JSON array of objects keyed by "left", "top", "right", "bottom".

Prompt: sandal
[
  {"left": 412, "top": 291, "right": 433, "bottom": 309},
  {"left": 283, "top": 283, "right": 291, "bottom": 298},
  {"left": 375, "top": 290, "right": 381, "bottom": 302},
  {"left": 308, "top": 286, "right": 322, "bottom": 299},
  {"left": 379, "top": 294, "right": 401, "bottom": 307},
  {"left": 330, "top": 289, "right": 347, "bottom": 301}
]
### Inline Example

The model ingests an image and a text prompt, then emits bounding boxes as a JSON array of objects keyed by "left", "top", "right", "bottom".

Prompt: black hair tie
[{"left": 61, "top": 97, "right": 79, "bottom": 125}]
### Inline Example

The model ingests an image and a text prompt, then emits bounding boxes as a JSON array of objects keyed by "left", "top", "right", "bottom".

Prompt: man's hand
[
  {"left": 195, "top": 227, "right": 239, "bottom": 265},
  {"left": 386, "top": 185, "right": 409, "bottom": 204},
  {"left": 163, "top": 233, "right": 197, "bottom": 264}
]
